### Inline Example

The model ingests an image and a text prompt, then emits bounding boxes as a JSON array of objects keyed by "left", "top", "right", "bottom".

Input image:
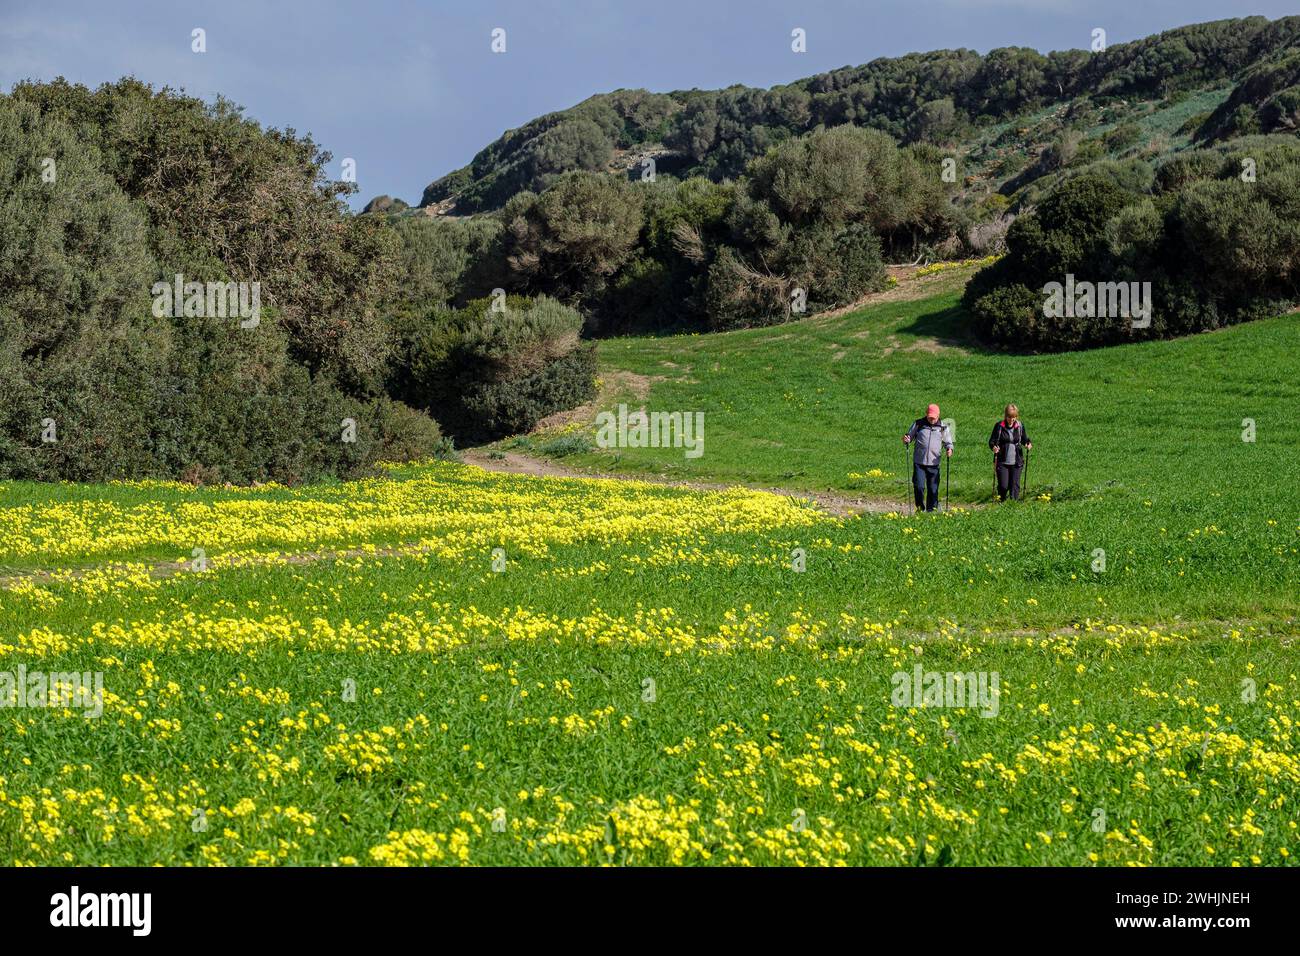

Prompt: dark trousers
[
  {"left": 996, "top": 463, "right": 1022, "bottom": 501},
  {"left": 913, "top": 462, "right": 940, "bottom": 511}
]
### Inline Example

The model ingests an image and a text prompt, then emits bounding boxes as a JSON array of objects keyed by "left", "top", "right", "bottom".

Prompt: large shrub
[
  {"left": 397, "top": 295, "right": 596, "bottom": 443},
  {"left": 697, "top": 126, "right": 938, "bottom": 328},
  {"left": 0, "top": 95, "right": 161, "bottom": 480},
  {"left": 9, "top": 77, "right": 402, "bottom": 394},
  {"left": 484, "top": 171, "right": 644, "bottom": 304},
  {"left": 0, "top": 85, "right": 446, "bottom": 483},
  {"left": 386, "top": 215, "right": 500, "bottom": 313},
  {"left": 966, "top": 143, "right": 1300, "bottom": 350},
  {"left": 0, "top": 304, "right": 447, "bottom": 484},
  {"left": 745, "top": 126, "right": 957, "bottom": 252}
]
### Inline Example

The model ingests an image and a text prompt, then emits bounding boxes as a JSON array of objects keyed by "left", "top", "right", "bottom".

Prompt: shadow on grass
[{"left": 895, "top": 303, "right": 1008, "bottom": 356}]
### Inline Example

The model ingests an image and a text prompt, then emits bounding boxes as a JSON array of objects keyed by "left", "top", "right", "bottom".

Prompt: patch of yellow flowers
[
  {"left": 1, "top": 464, "right": 1296, "bottom": 866},
  {"left": 0, "top": 463, "right": 829, "bottom": 565}
]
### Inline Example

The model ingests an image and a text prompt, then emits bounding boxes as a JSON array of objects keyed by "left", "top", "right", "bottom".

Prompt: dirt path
[{"left": 460, "top": 449, "right": 908, "bottom": 517}]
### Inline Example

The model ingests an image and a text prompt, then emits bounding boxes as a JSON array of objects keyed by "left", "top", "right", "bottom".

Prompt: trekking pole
[
  {"left": 945, "top": 452, "right": 951, "bottom": 512},
  {"left": 903, "top": 441, "right": 912, "bottom": 516},
  {"left": 1023, "top": 445, "right": 1030, "bottom": 499}
]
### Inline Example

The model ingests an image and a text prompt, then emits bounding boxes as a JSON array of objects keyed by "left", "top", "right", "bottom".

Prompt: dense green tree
[
  {"left": 747, "top": 125, "right": 896, "bottom": 227},
  {"left": 388, "top": 215, "right": 500, "bottom": 312},
  {"left": 363, "top": 195, "right": 410, "bottom": 214},
  {"left": 488, "top": 171, "right": 644, "bottom": 303},
  {"left": 0, "top": 97, "right": 156, "bottom": 358},
  {"left": 963, "top": 47, "right": 1049, "bottom": 115},
  {"left": 10, "top": 77, "right": 403, "bottom": 393},
  {"left": 0, "top": 82, "right": 446, "bottom": 482},
  {"left": 397, "top": 295, "right": 595, "bottom": 443},
  {"left": 906, "top": 98, "right": 967, "bottom": 145},
  {"left": 967, "top": 141, "right": 1300, "bottom": 350}
]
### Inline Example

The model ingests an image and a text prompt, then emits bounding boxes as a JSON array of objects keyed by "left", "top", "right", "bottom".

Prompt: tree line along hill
[{"left": 2, "top": 16, "right": 1296, "bottom": 484}]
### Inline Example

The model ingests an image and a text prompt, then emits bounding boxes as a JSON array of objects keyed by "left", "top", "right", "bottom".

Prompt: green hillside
[
  {"left": 518, "top": 266, "right": 1300, "bottom": 500},
  {"left": 413, "top": 16, "right": 1300, "bottom": 217},
  {"left": 373, "top": 16, "right": 1300, "bottom": 352}
]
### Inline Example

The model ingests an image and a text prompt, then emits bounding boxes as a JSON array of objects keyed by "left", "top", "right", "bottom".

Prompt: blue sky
[{"left": 2, "top": 1, "right": 1293, "bottom": 209}]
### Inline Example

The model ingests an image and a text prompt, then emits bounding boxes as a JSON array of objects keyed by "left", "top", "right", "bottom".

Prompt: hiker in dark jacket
[
  {"left": 988, "top": 403, "right": 1032, "bottom": 501},
  {"left": 903, "top": 403, "right": 953, "bottom": 512}
]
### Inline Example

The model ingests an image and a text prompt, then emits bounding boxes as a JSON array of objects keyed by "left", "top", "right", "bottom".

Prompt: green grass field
[
  {"left": 2, "top": 273, "right": 1297, "bottom": 866},
  {"left": 579, "top": 268, "right": 1299, "bottom": 497}
]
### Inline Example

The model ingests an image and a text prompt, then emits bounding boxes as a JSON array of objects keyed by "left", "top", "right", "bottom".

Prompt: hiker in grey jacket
[{"left": 903, "top": 403, "right": 953, "bottom": 512}]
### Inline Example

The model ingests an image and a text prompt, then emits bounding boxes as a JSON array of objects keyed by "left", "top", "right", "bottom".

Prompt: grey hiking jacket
[{"left": 906, "top": 418, "right": 953, "bottom": 466}]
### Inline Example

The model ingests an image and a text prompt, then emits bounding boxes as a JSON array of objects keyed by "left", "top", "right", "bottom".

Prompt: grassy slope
[{"left": 580, "top": 267, "right": 1300, "bottom": 504}]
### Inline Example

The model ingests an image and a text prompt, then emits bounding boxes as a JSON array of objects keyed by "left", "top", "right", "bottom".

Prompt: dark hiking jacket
[{"left": 988, "top": 420, "right": 1030, "bottom": 467}]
